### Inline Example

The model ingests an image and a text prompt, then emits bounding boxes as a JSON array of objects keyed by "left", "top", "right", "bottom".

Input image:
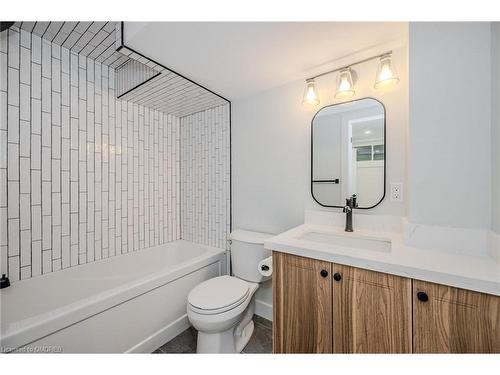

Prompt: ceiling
[{"left": 124, "top": 22, "right": 407, "bottom": 100}]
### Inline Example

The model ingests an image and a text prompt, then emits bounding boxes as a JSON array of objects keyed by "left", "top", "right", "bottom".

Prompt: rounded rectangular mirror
[{"left": 311, "top": 98, "right": 386, "bottom": 208}]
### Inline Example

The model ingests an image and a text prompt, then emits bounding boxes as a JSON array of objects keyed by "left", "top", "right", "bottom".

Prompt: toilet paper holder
[{"left": 258, "top": 256, "right": 273, "bottom": 277}]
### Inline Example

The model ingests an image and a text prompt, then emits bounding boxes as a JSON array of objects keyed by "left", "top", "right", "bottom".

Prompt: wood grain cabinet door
[
  {"left": 413, "top": 280, "right": 500, "bottom": 353},
  {"left": 273, "top": 252, "right": 333, "bottom": 353},
  {"left": 333, "top": 264, "right": 412, "bottom": 353}
]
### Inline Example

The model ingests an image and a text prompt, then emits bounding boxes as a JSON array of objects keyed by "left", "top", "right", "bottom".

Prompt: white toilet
[{"left": 187, "top": 229, "right": 273, "bottom": 353}]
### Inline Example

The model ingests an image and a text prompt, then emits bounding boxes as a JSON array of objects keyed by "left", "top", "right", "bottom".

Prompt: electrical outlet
[{"left": 390, "top": 183, "right": 403, "bottom": 202}]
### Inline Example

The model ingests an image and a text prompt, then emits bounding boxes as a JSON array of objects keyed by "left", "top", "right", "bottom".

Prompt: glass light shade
[
  {"left": 302, "top": 79, "right": 320, "bottom": 105},
  {"left": 335, "top": 68, "right": 355, "bottom": 98},
  {"left": 374, "top": 54, "right": 399, "bottom": 89}
]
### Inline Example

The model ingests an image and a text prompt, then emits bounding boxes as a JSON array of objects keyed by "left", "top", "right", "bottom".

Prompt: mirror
[{"left": 311, "top": 98, "right": 386, "bottom": 208}]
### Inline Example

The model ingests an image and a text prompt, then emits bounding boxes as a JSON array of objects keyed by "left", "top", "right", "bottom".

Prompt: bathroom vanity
[
  {"left": 283, "top": 96, "right": 500, "bottom": 354},
  {"left": 266, "top": 217, "right": 500, "bottom": 354}
]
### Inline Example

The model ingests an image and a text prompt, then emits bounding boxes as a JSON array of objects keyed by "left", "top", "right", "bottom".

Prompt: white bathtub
[{"left": 0, "top": 240, "right": 226, "bottom": 353}]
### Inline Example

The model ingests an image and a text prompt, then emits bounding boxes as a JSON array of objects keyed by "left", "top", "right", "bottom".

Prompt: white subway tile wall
[
  {"left": 0, "top": 28, "right": 192, "bottom": 281},
  {"left": 180, "top": 105, "right": 230, "bottom": 250}
]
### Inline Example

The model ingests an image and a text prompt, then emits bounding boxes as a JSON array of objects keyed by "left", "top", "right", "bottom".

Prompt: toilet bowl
[
  {"left": 186, "top": 229, "right": 273, "bottom": 353},
  {"left": 187, "top": 275, "right": 259, "bottom": 353}
]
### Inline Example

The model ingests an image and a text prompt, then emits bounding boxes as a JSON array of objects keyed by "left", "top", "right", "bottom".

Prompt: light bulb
[
  {"left": 302, "top": 79, "right": 320, "bottom": 105},
  {"left": 335, "top": 68, "right": 355, "bottom": 98},
  {"left": 375, "top": 54, "right": 399, "bottom": 89}
]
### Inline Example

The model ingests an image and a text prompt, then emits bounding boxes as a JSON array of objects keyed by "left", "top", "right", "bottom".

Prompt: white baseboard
[
  {"left": 126, "top": 314, "right": 191, "bottom": 353},
  {"left": 255, "top": 299, "right": 273, "bottom": 322}
]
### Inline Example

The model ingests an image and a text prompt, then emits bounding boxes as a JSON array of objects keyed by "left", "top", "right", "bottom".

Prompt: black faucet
[{"left": 343, "top": 194, "right": 358, "bottom": 232}]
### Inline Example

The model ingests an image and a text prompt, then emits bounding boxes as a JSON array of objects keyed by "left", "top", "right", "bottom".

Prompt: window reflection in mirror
[{"left": 311, "top": 98, "right": 385, "bottom": 208}]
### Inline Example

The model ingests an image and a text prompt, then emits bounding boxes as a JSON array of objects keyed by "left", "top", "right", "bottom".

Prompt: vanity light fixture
[
  {"left": 302, "top": 78, "right": 320, "bottom": 105},
  {"left": 335, "top": 68, "right": 355, "bottom": 98},
  {"left": 374, "top": 53, "right": 399, "bottom": 89},
  {"left": 302, "top": 50, "right": 398, "bottom": 105}
]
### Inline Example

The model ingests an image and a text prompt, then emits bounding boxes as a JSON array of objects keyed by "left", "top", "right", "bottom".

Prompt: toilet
[{"left": 187, "top": 229, "right": 273, "bottom": 353}]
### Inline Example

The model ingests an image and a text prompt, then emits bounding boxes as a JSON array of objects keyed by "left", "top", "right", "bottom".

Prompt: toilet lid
[{"left": 188, "top": 276, "right": 250, "bottom": 313}]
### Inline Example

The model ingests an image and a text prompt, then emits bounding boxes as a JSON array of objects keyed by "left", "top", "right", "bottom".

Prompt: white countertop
[{"left": 265, "top": 223, "right": 500, "bottom": 296}]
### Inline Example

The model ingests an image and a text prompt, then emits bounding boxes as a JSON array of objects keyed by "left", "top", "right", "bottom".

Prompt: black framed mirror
[{"left": 311, "top": 98, "right": 386, "bottom": 208}]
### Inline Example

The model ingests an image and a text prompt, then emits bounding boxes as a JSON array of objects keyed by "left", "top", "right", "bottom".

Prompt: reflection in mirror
[{"left": 311, "top": 98, "right": 385, "bottom": 208}]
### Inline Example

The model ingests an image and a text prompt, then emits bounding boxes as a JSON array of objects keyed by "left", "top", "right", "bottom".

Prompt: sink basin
[{"left": 298, "top": 231, "right": 392, "bottom": 253}]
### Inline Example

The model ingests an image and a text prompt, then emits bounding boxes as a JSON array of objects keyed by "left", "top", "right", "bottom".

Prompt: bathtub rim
[{"left": 0, "top": 241, "right": 225, "bottom": 352}]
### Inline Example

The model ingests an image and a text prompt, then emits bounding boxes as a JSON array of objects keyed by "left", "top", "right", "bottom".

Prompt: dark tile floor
[{"left": 153, "top": 315, "right": 272, "bottom": 354}]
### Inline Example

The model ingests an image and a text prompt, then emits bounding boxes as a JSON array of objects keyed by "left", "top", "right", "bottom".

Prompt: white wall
[
  {"left": 232, "top": 43, "right": 408, "bottom": 310},
  {"left": 232, "top": 79, "right": 310, "bottom": 235},
  {"left": 233, "top": 44, "right": 408, "bottom": 235},
  {"left": 492, "top": 23, "right": 500, "bottom": 235},
  {"left": 408, "top": 23, "right": 492, "bottom": 230}
]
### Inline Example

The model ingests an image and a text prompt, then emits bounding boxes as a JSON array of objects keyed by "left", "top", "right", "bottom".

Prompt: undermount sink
[{"left": 298, "top": 231, "right": 392, "bottom": 253}]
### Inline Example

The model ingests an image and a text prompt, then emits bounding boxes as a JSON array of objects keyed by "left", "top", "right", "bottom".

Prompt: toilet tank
[{"left": 229, "top": 229, "right": 274, "bottom": 283}]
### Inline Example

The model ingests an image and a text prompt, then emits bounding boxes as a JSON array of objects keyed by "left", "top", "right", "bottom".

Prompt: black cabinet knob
[
  {"left": 417, "top": 291, "right": 429, "bottom": 302},
  {"left": 320, "top": 269, "right": 328, "bottom": 278},
  {"left": 333, "top": 272, "right": 342, "bottom": 282}
]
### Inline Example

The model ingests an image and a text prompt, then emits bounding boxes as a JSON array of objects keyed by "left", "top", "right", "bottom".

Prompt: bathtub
[{"left": 0, "top": 240, "right": 226, "bottom": 353}]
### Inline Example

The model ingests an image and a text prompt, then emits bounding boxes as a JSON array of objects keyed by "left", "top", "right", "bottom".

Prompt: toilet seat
[{"left": 188, "top": 276, "right": 250, "bottom": 315}]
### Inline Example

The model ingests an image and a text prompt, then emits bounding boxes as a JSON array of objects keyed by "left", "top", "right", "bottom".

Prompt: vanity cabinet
[
  {"left": 333, "top": 264, "right": 412, "bottom": 353},
  {"left": 273, "top": 251, "right": 500, "bottom": 354},
  {"left": 413, "top": 280, "right": 500, "bottom": 353},
  {"left": 273, "top": 252, "right": 333, "bottom": 353}
]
